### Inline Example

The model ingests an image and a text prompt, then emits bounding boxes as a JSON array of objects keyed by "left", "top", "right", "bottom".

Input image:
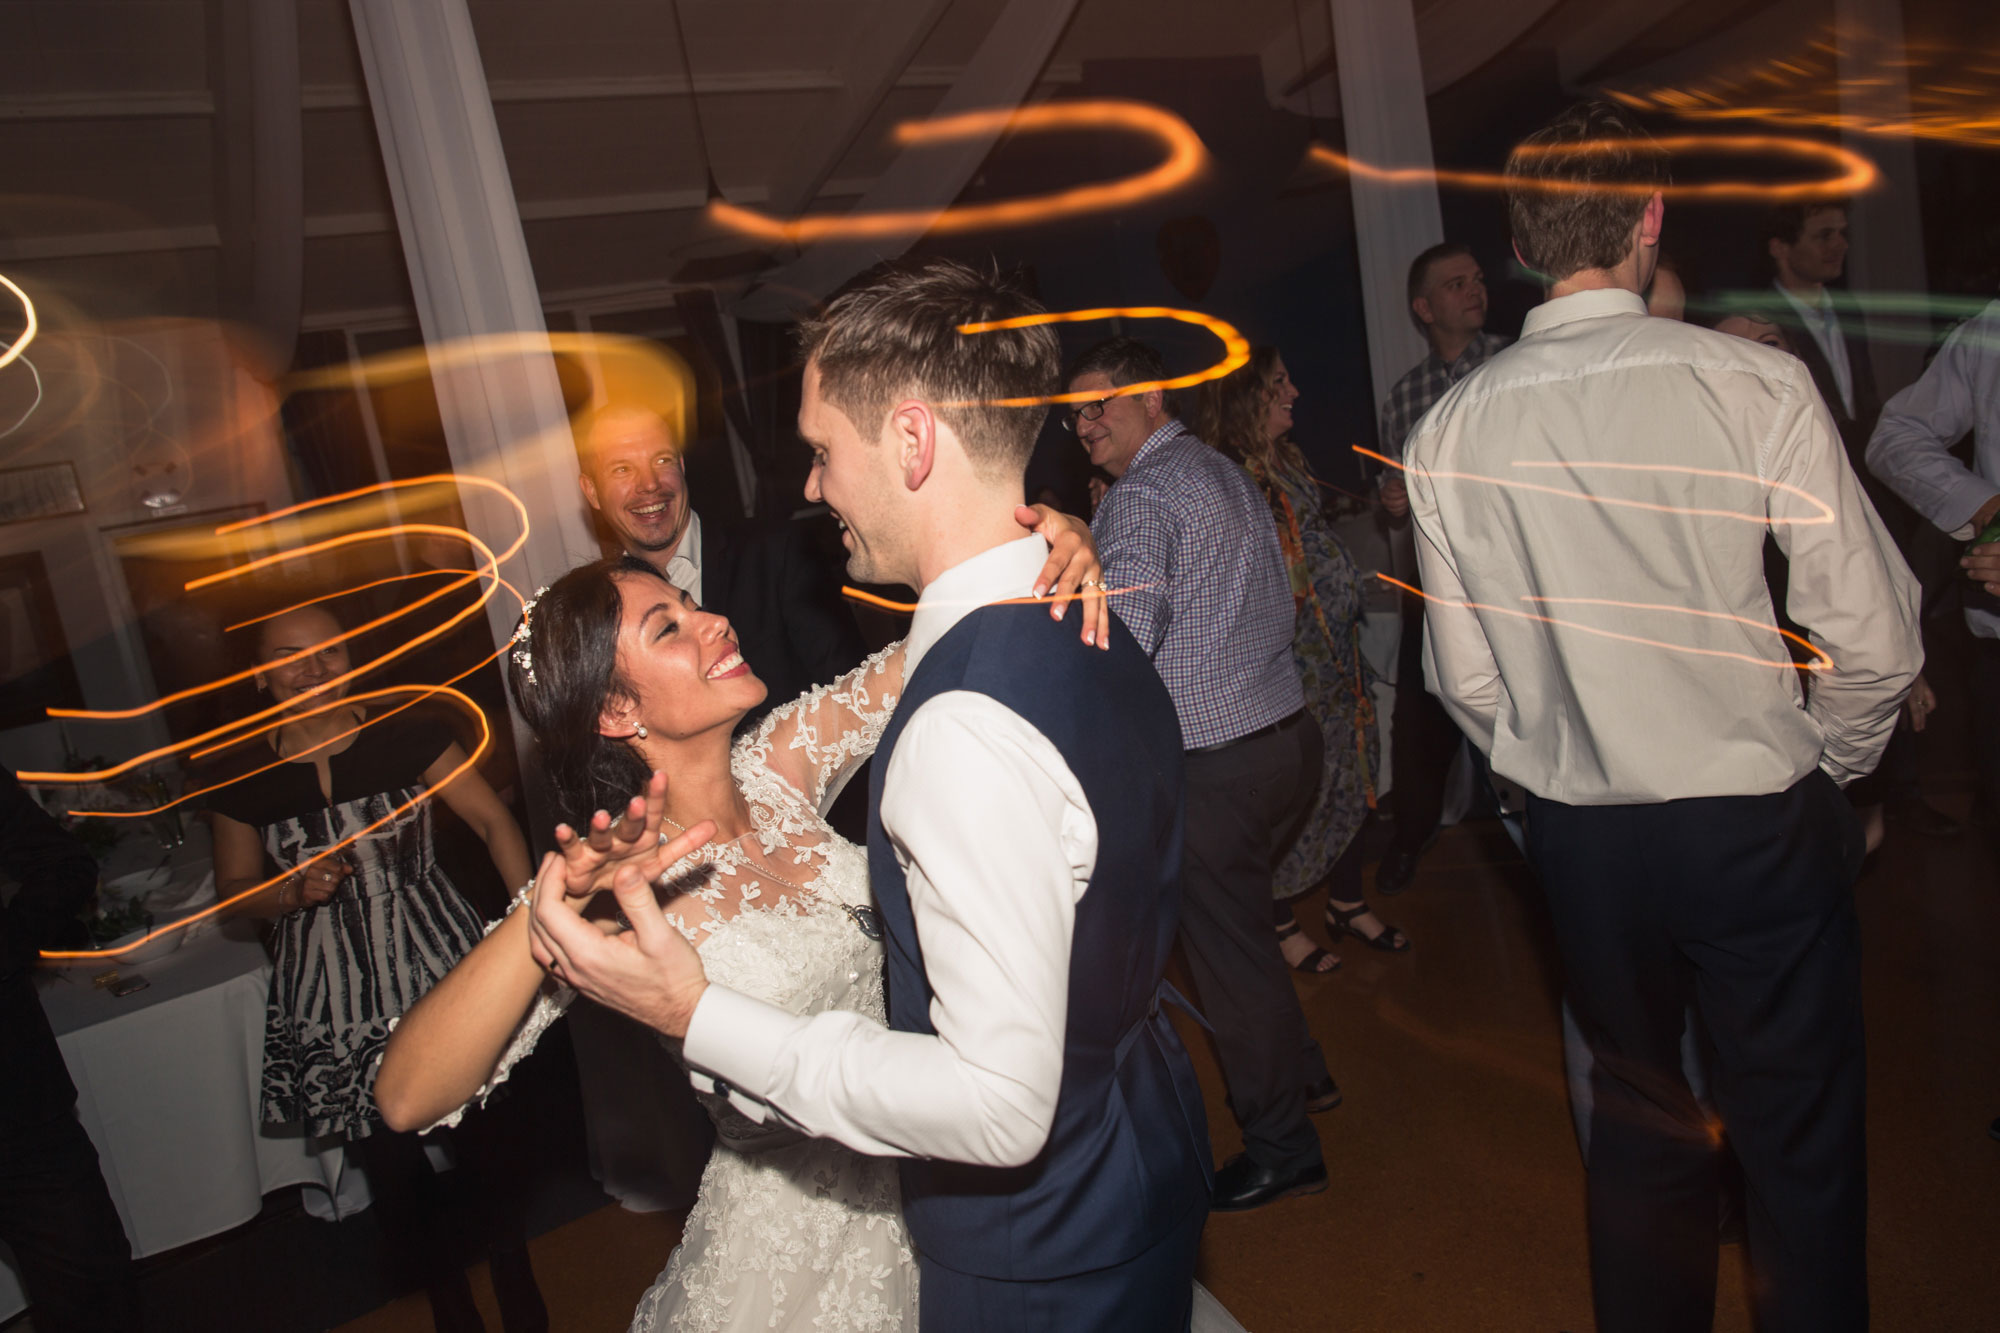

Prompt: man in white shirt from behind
[{"left": 1405, "top": 102, "right": 1919, "bottom": 1333}]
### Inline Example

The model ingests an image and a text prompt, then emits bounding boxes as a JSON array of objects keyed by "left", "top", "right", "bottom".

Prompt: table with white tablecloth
[{"left": 0, "top": 924, "right": 368, "bottom": 1322}]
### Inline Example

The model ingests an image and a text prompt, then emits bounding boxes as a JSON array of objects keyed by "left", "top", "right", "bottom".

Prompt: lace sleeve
[
  {"left": 737, "top": 642, "right": 904, "bottom": 814},
  {"left": 406, "top": 897, "right": 575, "bottom": 1133}
]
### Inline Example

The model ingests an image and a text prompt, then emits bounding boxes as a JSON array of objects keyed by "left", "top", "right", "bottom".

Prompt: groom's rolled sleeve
[{"left": 681, "top": 691, "right": 1093, "bottom": 1166}]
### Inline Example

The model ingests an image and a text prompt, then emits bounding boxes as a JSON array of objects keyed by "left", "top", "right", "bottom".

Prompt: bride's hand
[
  {"left": 553, "top": 770, "right": 671, "bottom": 900},
  {"left": 1017, "top": 503, "right": 1111, "bottom": 650},
  {"left": 529, "top": 857, "right": 715, "bottom": 1038}
]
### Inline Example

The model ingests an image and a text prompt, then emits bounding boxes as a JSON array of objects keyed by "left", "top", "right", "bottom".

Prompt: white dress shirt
[
  {"left": 1865, "top": 297, "right": 2000, "bottom": 640},
  {"left": 683, "top": 535, "right": 1095, "bottom": 1166},
  {"left": 664, "top": 509, "right": 703, "bottom": 605},
  {"left": 1775, "top": 281, "right": 1856, "bottom": 418},
  {"left": 1407, "top": 287, "right": 1921, "bottom": 803}
]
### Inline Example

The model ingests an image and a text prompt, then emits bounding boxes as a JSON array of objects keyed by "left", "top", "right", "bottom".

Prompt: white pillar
[
  {"left": 1835, "top": 0, "right": 1928, "bottom": 396},
  {"left": 349, "top": 0, "right": 599, "bottom": 821},
  {"left": 1328, "top": 0, "right": 1446, "bottom": 416}
]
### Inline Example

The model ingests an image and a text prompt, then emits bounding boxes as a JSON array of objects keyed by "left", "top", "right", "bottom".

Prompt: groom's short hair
[{"left": 797, "top": 259, "right": 1060, "bottom": 480}]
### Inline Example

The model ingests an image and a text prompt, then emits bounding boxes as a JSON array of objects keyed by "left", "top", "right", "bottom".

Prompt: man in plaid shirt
[
  {"left": 1374, "top": 243, "right": 1510, "bottom": 896},
  {"left": 1071, "top": 337, "right": 1334, "bottom": 1213}
]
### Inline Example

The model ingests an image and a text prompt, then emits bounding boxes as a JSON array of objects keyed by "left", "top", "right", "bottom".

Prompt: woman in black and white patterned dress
[{"left": 208, "top": 603, "right": 546, "bottom": 1332}]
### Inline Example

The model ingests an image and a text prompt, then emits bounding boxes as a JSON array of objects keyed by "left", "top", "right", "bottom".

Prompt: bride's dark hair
[{"left": 505, "top": 555, "right": 663, "bottom": 822}]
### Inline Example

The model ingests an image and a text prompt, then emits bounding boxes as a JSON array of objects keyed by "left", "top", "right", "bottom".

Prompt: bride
[{"left": 374, "top": 507, "right": 1109, "bottom": 1330}]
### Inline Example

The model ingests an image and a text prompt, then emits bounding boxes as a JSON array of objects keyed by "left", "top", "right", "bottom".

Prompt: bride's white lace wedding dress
[
  {"left": 438, "top": 645, "right": 1251, "bottom": 1333},
  {"left": 446, "top": 646, "right": 918, "bottom": 1331}
]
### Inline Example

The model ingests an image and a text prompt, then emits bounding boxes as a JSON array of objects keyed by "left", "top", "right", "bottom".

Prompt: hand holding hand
[
  {"left": 1379, "top": 475, "right": 1410, "bottom": 520},
  {"left": 528, "top": 851, "right": 715, "bottom": 1039},
  {"left": 554, "top": 770, "right": 672, "bottom": 901},
  {"left": 1017, "top": 503, "right": 1111, "bottom": 650}
]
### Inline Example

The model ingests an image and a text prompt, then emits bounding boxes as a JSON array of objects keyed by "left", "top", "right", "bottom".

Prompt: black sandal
[
  {"left": 1325, "top": 900, "right": 1410, "bottom": 953},
  {"left": 1276, "top": 919, "right": 1340, "bottom": 974}
]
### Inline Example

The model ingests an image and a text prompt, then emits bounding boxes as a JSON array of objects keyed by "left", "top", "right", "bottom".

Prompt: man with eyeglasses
[{"left": 1068, "top": 337, "right": 1335, "bottom": 1213}]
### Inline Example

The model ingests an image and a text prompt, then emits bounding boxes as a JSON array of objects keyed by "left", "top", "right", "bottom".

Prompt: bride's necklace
[
  {"left": 661, "top": 814, "right": 882, "bottom": 940},
  {"left": 661, "top": 814, "right": 808, "bottom": 893}
]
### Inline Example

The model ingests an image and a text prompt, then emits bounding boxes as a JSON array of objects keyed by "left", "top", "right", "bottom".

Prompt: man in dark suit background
[
  {"left": 1763, "top": 202, "right": 1959, "bottom": 839},
  {"left": 576, "top": 405, "right": 867, "bottom": 725},
  {"left": 1764, "top": 203, "right": 1896, "bottom": 523}
]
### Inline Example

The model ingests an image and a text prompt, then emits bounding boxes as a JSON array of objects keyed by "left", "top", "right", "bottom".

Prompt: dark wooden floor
[
  {"left": 324, "top": 797, "right": 1999, "bottom": 1333},
  {"left": 16, "top": 629, "right": 1992, "bottom": 1333}
]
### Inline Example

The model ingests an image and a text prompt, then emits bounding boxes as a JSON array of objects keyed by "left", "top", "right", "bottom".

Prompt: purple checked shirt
[{"left": 1091, "top": 420, "right": 1305, "bottom": 750}]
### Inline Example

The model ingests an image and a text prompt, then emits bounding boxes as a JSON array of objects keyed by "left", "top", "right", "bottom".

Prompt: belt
[{"left": 1186, "top": 707, "right": 1308, "bottom": 756}]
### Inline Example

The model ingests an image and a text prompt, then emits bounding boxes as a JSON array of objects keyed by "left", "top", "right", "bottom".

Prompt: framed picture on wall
[
  {"left": 0, "top": 462, "right": 87, "bottom": 526},
  {"left": 0, "top": 550, "right": 84, "bottom": 729}
]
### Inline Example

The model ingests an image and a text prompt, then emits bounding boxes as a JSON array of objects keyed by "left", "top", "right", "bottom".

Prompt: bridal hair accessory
[{"left": 511, "top": 585, "right": 551, "bottom": 683}]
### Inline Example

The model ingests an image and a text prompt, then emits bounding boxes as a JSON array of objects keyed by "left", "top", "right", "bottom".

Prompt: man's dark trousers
[
  {"left": 1527, "top": 771, "right": 1867, "bottom": 1333},
  {"left": 1179, "top": 712, "right": 1328, "bottom": 1173},
  {"left": 1389, "top": 591, "right": 1468, "bottom": 857}
]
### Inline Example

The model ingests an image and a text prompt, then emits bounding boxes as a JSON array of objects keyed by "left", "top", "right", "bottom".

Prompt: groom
[{"left": 538, "top": 259, "right": 1212, "bottom": 1328}]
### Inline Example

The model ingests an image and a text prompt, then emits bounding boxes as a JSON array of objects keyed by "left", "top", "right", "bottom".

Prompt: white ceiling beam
[
  {"left": 301, "top": 276, "right": 704, "bottom": 335},
  {"left": 732, "top": 0, "right": 1087, "bottom": 321},
  {"left": 299, "top": 64, "right": 1082, "bottom": 111},
  {"left": 302, "top": 176, "right": 876, "bottom": 238},
  {"left": 0, "top": 225, "right": 220, "bottom": 262},
  {"left": 0, "top": 91, "right": 216, "bottom": 119},
  {"left": 0, "top": 176, "right": 881, "bottom": 261}
]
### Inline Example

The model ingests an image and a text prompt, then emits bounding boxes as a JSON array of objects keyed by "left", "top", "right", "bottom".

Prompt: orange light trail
[
  {"left": 25, "top": 477, "right": 525, "bottom": 781},
  {"left": 710, "top": 99, "right": 1208, "bottom": 244},
  {"left": 224, "top": 568, "right": 468, "bottom": 634},
  {"left": 78, "top": 618, "right": 518, "bottom": 814},
  {"left": 1307, "top": 134, "right": 1878, "bottom": 202},
  {"left": 32, "top": 470, "right": 533, "bottom": 957},
  {"left": 0, "top": 271, "right": 37, "bottom": 371},
  {"left": 22, "top": 483, "right": 513, "bottom": 776},
  {"left": 1378, "top": 575, "right": 1830, "bottom": 673},
  {"left": 1611, "top": 26, "right": 2000, "bottom": 149},
  {"left": 953, "top": 306, "right": 1250, "bottom": 407},
  {"left": 39, "top": 685, "right": 491, "bottom": 961},
  {"left": 1353, "top": 447, "right": 1835, "bottom": 528},
  {"left": 34, "top": 522, "right": 499, "bottom": 763}
]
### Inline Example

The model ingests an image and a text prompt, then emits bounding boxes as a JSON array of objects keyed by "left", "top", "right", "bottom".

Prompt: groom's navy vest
[{"left": 866, "top": 600, "right": 1211, "bottom": 1281}]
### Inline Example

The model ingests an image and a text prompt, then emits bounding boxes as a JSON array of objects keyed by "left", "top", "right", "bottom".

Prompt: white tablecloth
[{"left": 0, "top": 926, "right": 367, "bottom": 1321}]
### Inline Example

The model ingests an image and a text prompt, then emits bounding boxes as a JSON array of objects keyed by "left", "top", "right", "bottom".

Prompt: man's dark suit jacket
[
  {"left": 1769, "top": 291, "right": 1917, "bottom": 549},
  {"left": 699, "top": 511, "right": 867, "bottom": 727}
]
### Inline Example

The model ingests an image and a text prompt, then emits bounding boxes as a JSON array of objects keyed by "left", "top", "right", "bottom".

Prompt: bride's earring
[{"left": 634, "top": 723, "right": 648, "bottom": 740}]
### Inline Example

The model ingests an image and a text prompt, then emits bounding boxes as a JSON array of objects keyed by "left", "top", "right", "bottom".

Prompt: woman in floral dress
[{"left": 1190, "top": 348, "right": 1409, "bottom": 972}]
